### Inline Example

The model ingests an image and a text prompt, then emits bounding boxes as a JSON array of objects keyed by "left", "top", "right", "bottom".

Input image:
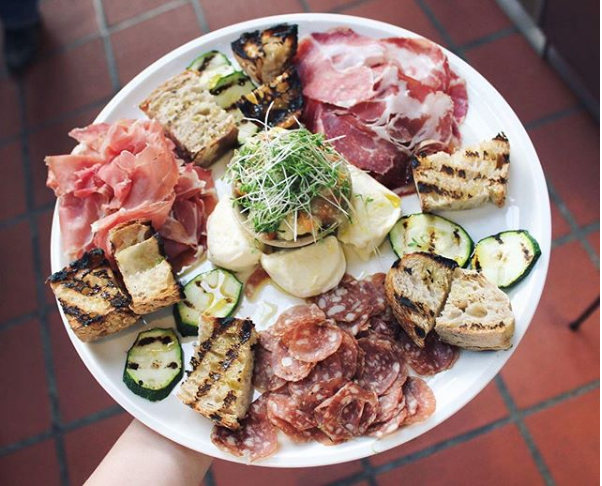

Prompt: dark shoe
[{"left": 4, "top": 21, "right": 41, "bottom": 74}]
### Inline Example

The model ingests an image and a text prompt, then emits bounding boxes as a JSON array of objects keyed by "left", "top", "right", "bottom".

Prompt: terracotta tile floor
[{"left": 0, "top": 1, "right": 598, "bottom": 485}]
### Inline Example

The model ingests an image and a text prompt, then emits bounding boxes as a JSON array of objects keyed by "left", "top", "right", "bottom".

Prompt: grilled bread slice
[
  {"left": 435, "top": 268, "right": 515, "bottom": 350},
  {"left": 236, "top": 68, "right": 303, "bottom": 129},
  {"left": 109, "top": 220, "right": 183, "bottom": 315},
  {"left": 413, "top": 133, "right": 510, "bottom": 212},
  {"left": 139, "top": 70, "right": 238, "bottom": 167},
  {"left": 385, "top": 252, "right": 457, "bottom": 347},
  {"left": 231, "top": 23, "right": 298, "bottom": 85},
  {"left": 48, "top": 249, "right": 138, "bottom": 342},
  {"left": 178, "top": 316, "right": 257, "bottom": 430}
]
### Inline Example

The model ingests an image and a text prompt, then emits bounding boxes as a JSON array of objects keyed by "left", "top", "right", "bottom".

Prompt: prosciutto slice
[
  {"left": 296, "top": 29, "right": 468, "bottom": 190},
  {"left": 45, "top": 119, "right": 217, "bottom": 270}
]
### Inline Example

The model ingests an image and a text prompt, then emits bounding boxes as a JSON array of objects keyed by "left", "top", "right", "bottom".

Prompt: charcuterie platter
[{"left": 48, "top": 14, "right": 550, "bottom": 467}]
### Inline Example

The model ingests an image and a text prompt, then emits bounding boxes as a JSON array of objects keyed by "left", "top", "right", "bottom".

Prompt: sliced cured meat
[
  {"left": 288, "top": 353, "right": 345, "bottom": 411},
  {"left": 211, "top": 394, "right": 278, "bottom": 462},
  {"left": 356, "top": 337, "right": 400, "bottom": 395},
  {"left": 398, "top": 331, "right": 459, "bottom": 376},
  {"left": 296, "top": 28, "right": 386, "bottom": 108},
  {"left": 271, "top": 304, "right": 326, "bottom": 336},
  {"left": 368, "top": 394, "right": 408, "bottom": 438},
  {"left": 335, "top": 330, "right": 360, "bottom": 379},
  {"left": 258, "top": 330, "right": 280, "bottom": 353},
  {"left": 369, "top": 316, "right": 398, "bottom": 339},
  {"left": 266, "top": 393, "right": 317, "bottom": 442},
  {"left": 253, "top": 345, "right": 286, "bottom": 393},
  {"left": 272, "top": 341, "right": 315, "bottom": 382},
  {"left": 403, "top": 376, "right": 436, "bottom": 425},
  {"left": 281, "top": 319, "right": 343, "bottom": 363},
  {"left": 314, "top": 382, "right": 378, "bottom": 441}
]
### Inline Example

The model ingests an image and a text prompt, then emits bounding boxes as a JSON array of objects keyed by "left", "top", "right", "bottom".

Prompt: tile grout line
[
  {"left": 110, "top": 0, "right": 190, "bottom": 34},
  {"left": 413, "top": 0, "right": 462, "bottom": 55},
  {"left": 360, "top": 458, "right": 378, "bottom": 486},
  {"left": 525, "top": 105, "right": 584, "bottom": 130},
  {"left": 332, "top": 0, "right": 372, "bottom": 14},
  {"left": 456, "top": 26, "right": 518, "bottom": 53},
  {"left": 204, "top": 466, "right": 217, "bottom": 486},
  {"left": 297, "top": 0, "right": 311, "bottom": 13},
  {"left": 16, "top": 81, "right": 71, "bottom": 486},
  {"left": 189, "top": 0, "right": 211, "bottom": 34},
  {"left": 494, "top": 376, "right": 555, "bottom": 486},
  {"left": 93, "top": 0, "right": 121, "bottom": 93}
]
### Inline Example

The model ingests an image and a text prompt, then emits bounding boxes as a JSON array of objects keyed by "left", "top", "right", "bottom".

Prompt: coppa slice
[
  {"left": 178, "top": 316, "right": 257, "bottom": 430},
  {"left": 123, "top": 328, "right": 183, "bottom": 401},
  {"left": 385, "top": 252, "right": 457, "bottom": 347}
]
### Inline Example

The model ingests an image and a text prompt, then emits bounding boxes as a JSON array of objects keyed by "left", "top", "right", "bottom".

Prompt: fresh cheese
[
  {"left": 260, "top": 236, "right": 346, "bottom": 298},
  {"left": 338, "top": 164, "right": 402, "bottom": 260},
  {"left": 207, "top": 197, "right": 262, "bottom": 272}
]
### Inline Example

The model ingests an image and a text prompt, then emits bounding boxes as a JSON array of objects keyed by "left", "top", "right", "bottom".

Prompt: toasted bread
[
  {"left": 413, "top": 133, "right": 510, "bottom": 212},
  {"left": 109, "top": 221, "right": 183, "bottom": 315},
  {"left": 385, "top": 252, "right": 457, "bottom": 347},
  {"left": 435, "top": 268, "right": 515, "bottom": 350},
  {"left": 139, "top": 70, "right": 238, "bottom": 167},
  {"left": 48, "top": 249, "right": 138, "bottom": 342},
  {"left": 178, "top": 316, "right": 257, "bottom": 430}
]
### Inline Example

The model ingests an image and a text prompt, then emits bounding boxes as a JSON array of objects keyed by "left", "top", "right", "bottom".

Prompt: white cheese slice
[
  {"left": 260, "top": 236, "right": 346, "bottom": 298},
  {"left": 337, "top": 164, "right": 402, "bottom": 260},
  {"left": 206, "top": 197, "right": 262, "bottom": 272}
]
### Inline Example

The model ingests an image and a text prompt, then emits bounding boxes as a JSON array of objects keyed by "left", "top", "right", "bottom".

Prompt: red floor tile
[
  {"left": 111, "top": 4, "right": 202, "bottom": 86},
  {"left": 370, "top": 382, "right": 508, "bottom": 467},
  {"left": 64, "top": 412, "right": 132, "bottom": 485},
  {"left": 0, "top": 440, "right": 60, "bottom": 486},
  {"left": 551, "top": 201, "right": 571, "bottom": 240},
  {"left": 423, "top": 0, "right": 512, "bottom": 46},
  {"left": 340, "top": 0, "right": 444, "bottom": 46},
  {"left": 0, "top": 142, "right": 27, "bottom": 221},
  {"left": 0, "top": 320, "right": 52, "bottom": 447},
  {"left": 28, "top": 105, "right": 100, "bottom": 209},
  {"left": 526, "top": 390, "right": 600, "bottom": 486},
  {"left": 376, "top": 424, "right": 544, "bottom": 485},
  {"left": 103, "top": 0, "right": 172, "bottom": 27},
  {"left": 37, "top": 209, "right": 57, "bottom": 305},
  {"left": 587, "top": 231, "right": 599, "bottom": 255},
  {"left": 465, "top": 34, "right": 577, "bottom": 124},
  {"left": 200, "top": 0, "right": 304, "bottom": 31},
  {"left": 39, "top": 0, "right": 98, "bottom": 53},
  {"left": 530, "top": 113, "right": 599, "bottom": 227},
  {"left": 501, "top": 242, "right": 600, "bottom": 408},
  {"left": 211, "top": 457, "right": 363, "bottom": 485},
  {"left": 0, "top": 221, "right": 38, "bottom": 322},
  {"left": 23, "top": 39, "right": 112, "bottom": 126},
  {"left": 305, "top": 0, "right": 354, "bottom": 11},
  {"left": 47, "top": 309, "right": 119, "bottom": 423},
  {"left": 0, "top": 77, "right": 21, "bottom": 140}
]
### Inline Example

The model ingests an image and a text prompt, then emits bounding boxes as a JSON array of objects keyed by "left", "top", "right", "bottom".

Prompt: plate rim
[{"left": 49, "top": 12, "right": 551, "bottom": 467}]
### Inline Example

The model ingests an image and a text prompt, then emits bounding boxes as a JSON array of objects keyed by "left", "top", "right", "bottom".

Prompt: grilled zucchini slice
[
  {"left": 188, "top": 50, "right": 235, "bottom": 89},
  {"left": 471, "top": 230, "right": 541, "bottom": 288},
  {"left": 210, "top": 71, "right": 255, "bottom": 110},
  {"left": 389, "top": 213, "right": 474, "bottom": 267},
  {"left": 236, "top": 68, "right": 303, "bottom": 128},
  {"left": 123, "top": 328, "right": 183, "bottom": 401},
  {"left": 175, "top": 269, "right": 243, "bottom": 337}
]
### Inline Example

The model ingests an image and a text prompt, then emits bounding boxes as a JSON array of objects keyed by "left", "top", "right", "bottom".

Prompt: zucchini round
[
  {"left": 471, "top": 230, "right": 541, "bottom": 288},
  {"left": 389, "top": 213, "right": 474, "bottom": 266},
  {"left": 188, "top": 51, "right": 235, "bottom": 90},
  {"left": 174, "top": 269, "right": 243, "bottom": 337},
  {"left": 123, "top": 328, "right": 183, "bottom": 402}
]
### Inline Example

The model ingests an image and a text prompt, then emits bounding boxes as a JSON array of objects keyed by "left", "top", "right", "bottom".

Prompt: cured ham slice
[
  {"left": 46, "top": 119, "right": 217, "bottom": 270},
  {"left": 296, "top": 29, "right": 468, "bottom": 189}
]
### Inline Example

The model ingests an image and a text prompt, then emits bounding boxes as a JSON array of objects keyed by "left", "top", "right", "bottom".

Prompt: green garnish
[{"left": 226, "top": 128, "right": 352, "bottom": 236}]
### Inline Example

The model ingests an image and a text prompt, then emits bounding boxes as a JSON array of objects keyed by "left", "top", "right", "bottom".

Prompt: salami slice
[
  {"left": 271, "top": 304, "right": 326, "bottom": 336},
  {"left": 367, "top": 394, "right": 408, "bottom": 438},
  {"left": 272, "top": 341, "right": 315, "bottom": 382},
  {"left": 369, "top": 315, "right": 398, "bottom": 339},
  {"left": 403, "top": 376, "right": 436, "bottom": 425},
  {"left": 281, "top": 319, "right": 343, "bottom": 363},
  {"left": 211, "top": 394, "right": 278, "bottom": 462},
  {"left": 374, "top": 369, "right": 407, "bottom": 423},
  {"left": 314, "top": 382, "right": 379, "bottom": 441},
  {"left": 258, "top": 329, "right": 279, "bottom": 352},
  {"left": 356, "top": 337, "right": 400, "bottom": 395},
  {"left": 398, "top": 331, "right": 459, "bottom": 376},
  {"left": 253, "top": 345, "right": 287, "bottom": 393},
  {"left": 288, "top": 353, "right": 345, "bottom": 411},
  {"left": 335, "top": 330, "right": 360, "bottom": 379},
  {"left": 266, "top": 393, "right": 317, "bottom": 442},
  {"left": 314, "top": 275, "right": 373, "bottom": 323}
]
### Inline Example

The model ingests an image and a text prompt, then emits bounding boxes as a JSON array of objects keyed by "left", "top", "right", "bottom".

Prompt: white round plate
[{"left": 50, "top": 13, "right": 551, "bottom": 467}]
